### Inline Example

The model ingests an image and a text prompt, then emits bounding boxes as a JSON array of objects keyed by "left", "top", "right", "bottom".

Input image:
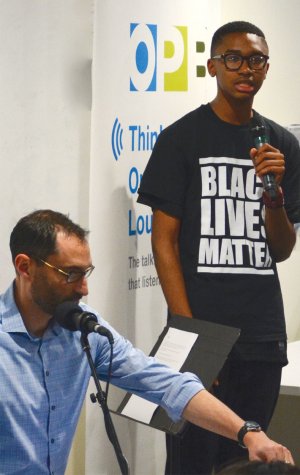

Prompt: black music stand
[{"left": 114, "top": 315, "right": 240, "bottom": 436}]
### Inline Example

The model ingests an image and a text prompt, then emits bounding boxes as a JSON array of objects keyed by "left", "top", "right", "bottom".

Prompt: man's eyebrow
[
  {"left": 223, "top": 49, "right": 242, "bottom": 53},
  {"left": 223, "top": 48, "right": 265, "bottom": 54}
]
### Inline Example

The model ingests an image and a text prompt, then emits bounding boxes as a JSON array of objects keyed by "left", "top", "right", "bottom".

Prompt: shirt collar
[
  {"left": 0, "top": 282, "right": 28, "bottom": 333},
  {"left": 0, "top": 282, "right": 63, "bottom": 338}
]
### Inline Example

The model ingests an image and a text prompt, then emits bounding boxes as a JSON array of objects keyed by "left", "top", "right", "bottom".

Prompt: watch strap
[{"left": 237, "top": 421, "right": 262, "bottom": 449}]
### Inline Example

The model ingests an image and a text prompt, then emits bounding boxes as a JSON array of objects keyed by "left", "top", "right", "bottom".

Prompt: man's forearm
[
  {"left": 182, "top": 390, "right": 294, "bottom": 463},
  {"left": 183, "top": 390, "right": 243, "bottom": 441},
  {"left": 152, "top": 210, "right": 193, "bottom": 317},
  {"left": 153, "top": 244, "right": 193, "bottom": 317},
  {"left": 265, "top": 205, "right": 296, "bottom": 262}
]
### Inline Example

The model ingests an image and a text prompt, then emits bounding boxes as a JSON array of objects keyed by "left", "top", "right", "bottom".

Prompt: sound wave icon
[{"left": 111, "top": 118, "right": 124, "bottom": 161}]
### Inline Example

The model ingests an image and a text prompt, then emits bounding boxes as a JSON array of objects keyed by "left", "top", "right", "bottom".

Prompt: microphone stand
[{"left": 80, "top": 333, "right": 130, "bottom": 475}]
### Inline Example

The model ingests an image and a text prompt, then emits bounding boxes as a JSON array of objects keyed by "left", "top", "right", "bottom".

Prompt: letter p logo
[{"left": 163, "top": 26, "right": 188, "bottom": 91}]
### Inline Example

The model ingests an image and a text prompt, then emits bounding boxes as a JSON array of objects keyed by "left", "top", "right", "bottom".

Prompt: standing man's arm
[
  {"left": 250, "top": 144, "right": 296, "bottom": 261},
  {"left": 152, "top": 209, "right": 193, "bottom": 317},
  {"left": 264, "top": 204, "right": 296, "bottom": 262}
]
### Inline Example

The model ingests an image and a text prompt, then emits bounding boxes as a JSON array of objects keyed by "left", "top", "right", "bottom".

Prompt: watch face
[
  {"left": 246, "top": 421, "right": 261, "bottom": 430},
  {"left": 238, "top": 421, "right": 262, "bottom": 448}
]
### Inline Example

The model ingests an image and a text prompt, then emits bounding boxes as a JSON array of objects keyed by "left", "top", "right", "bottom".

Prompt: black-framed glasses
[
  {"left": 211, "top": 53, "right": 269, "bottom": 71},
  {"left": 38, "top": 258, "right": 95, "bottom": 283}
]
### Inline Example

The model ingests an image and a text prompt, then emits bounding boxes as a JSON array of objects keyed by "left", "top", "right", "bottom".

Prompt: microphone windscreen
[
  {"left": 53, "top": 301, "right": 82, "bottom": 331},
  {"left": 250, "top": 117, "right": 264, "bottom": 135}
]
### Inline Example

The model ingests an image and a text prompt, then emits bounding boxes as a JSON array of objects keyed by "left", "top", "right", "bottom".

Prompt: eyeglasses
[
  {"left": 38, "top": 259, "right": 95, "bottom": 283},
  {"left": 211, "top": 53, "right": 269, "bottom": 71}
]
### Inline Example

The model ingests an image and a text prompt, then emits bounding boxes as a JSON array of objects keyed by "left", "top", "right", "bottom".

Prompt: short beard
[{"left": 31, "top": 273, "right": 82, "bottom": 316}]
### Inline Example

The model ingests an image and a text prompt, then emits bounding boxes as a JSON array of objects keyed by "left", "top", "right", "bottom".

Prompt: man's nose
[
  {"left": 239, "top": 59, "right": 252, "bottom": 73},
  {"left": 74, "top": 276, "right": 89, "bottom": 296}
]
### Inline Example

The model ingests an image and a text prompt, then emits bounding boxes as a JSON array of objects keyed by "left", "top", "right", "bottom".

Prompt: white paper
[
  {"left": 121, "top": 327, "right": 198, "bottom": 423},
  {"left": 154, "top": 327, "right": 198, "bottom": 371},
  {"left": 121, "top": 395, "right": 158, "bottom": 423}
]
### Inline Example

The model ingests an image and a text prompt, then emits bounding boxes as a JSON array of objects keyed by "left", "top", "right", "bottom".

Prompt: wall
[
  {"left": 0, "top": 0, "right": 93, "bottom": 290},
  {"left": 0, "top": 1, "right": 93, "bottom": 473},
  {"left": 0, "top": 1, "right": 299, "bottom": 473}
]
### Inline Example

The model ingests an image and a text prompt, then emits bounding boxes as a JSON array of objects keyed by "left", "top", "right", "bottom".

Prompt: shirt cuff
[{"left": 162, "top": 372, "right": 205, "bottom": 422}]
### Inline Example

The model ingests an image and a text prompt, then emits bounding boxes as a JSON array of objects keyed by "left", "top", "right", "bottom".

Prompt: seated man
[{"left": 0, "top": 209, "right": 294, "bottom": 474}]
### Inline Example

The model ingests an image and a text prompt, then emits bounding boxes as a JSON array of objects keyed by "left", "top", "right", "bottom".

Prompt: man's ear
[
  {"left": 14, "top": 254, "right": 32, "bottom": 278},
  {"left": 207, "top": 58, "right": 216, "bottom": 77},
  {"left": 264, "top": 62, "right": 270, "bottom": 78}
]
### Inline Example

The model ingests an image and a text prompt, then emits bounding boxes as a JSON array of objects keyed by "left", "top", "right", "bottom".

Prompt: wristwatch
[{"left": 237, "top": 421, "right": 262, "bottom": 448}]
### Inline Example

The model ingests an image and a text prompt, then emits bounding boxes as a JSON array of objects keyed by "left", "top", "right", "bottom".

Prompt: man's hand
[
  {"left": 249, "top": 143, "right": 295, "bottom": 261},
  {"left": 250, "top": 143, "right": 285, "bottom": 185},
  {"left": 244, "top": 430, "right": 294, "bottom": 465}
]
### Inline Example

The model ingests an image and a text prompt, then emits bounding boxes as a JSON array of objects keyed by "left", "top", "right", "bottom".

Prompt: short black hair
[
  {"left": 9, "top": 209, "right": 89, "bottom": 263},
  {"left": 211, "top": 21, "right": 266, "bottom": 56},
  {"left": 216, "top": 460, "right": 300, "bottom": 475}
]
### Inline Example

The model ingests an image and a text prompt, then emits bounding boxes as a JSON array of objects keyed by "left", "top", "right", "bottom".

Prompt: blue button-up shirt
[{"left": 0, "top": 283, "right": 203, "bottom": 474}]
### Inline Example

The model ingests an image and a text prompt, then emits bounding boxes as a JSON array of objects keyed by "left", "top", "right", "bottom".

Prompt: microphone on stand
[
  {"left": 54, "top": 301, "right": 128, "bottom": 474},
  {"left": 250, "top": 117, "right": 278, "bottom": 201},
  {"left": 54, "top": 301, "right": 114, "bottom": 344}
]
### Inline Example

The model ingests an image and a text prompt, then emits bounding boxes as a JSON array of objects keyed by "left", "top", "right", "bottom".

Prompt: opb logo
[{"left": 130, "top": 23, "right": 188, "bottom": 92}]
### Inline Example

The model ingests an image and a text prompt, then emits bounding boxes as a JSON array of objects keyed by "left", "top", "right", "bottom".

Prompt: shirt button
[
  {"left": 45, "top": 371, "right": 50, "bottom": 376},
  {"left": 51, "top": 405, "right": 56, "bottom": 410},
  {"left": 51, "top": 438, "right": 55, "bottom": 444}
]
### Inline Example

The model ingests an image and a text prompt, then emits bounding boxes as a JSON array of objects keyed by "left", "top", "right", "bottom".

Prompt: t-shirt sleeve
[
  {"left": 281, "top": 130, "right": 300, "bottom": 224},
  {"left": 137, "top": 126, "right": 188, "bottom": 219}
]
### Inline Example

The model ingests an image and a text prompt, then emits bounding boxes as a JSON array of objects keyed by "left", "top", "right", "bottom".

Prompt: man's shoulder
[
  {"left": 255, "top": 111, "right": 298, "bottom": 144},
  {"left": 162, "top": 104, "right": 208, "bottom": 135}
]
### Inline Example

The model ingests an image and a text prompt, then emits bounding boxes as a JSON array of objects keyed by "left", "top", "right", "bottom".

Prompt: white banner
[{"left": 87, "top": 1, "right": 220, "bottom": 473}]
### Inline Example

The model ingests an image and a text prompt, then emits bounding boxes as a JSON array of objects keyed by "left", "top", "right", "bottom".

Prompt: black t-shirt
[{"left": 138, "top": 104, "right": 300, "bottom": 352}]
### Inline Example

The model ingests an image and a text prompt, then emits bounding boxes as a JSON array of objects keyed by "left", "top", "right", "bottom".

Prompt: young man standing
[{"left": 138, "top": 21, "right": 300, "bottom": 474}]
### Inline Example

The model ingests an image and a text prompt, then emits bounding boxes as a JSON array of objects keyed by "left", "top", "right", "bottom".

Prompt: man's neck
[{"left": 209, "top": 96, "right": 253, "bottom": 125}]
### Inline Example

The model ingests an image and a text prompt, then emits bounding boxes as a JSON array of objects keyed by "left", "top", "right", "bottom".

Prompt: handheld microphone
[
  {"left": 53, "top": 301, "right": 114, "bottom": 344},
  {"left": 250, "top": 118, "right": 278, "bottom": 201}
]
